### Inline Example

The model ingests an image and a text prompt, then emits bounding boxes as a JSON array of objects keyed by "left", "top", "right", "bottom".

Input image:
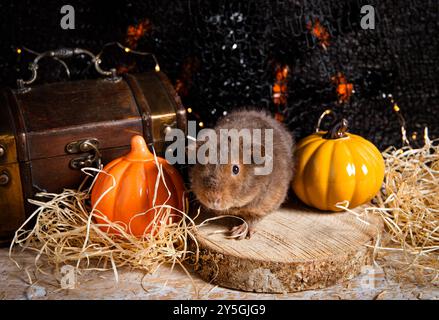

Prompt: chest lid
[{"left": 8, "top": 78, "right": 143, "bottom": 162}]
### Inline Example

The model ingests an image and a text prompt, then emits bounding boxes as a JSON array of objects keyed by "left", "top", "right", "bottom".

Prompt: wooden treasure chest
[{"left": 0, "top": 48, "right": 186, "bottom": 245}]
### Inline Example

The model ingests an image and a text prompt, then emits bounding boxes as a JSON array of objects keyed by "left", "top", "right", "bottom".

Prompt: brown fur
[{"left": 190, "top": 108, "right": 295, "bottom": 239}]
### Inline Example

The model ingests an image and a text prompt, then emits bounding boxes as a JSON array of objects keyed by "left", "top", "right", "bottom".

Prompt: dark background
[{"left": 1, "top": 0, "right": 438, "bottom": 149}]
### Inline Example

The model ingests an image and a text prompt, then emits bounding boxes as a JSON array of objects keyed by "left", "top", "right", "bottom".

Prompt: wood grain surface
[
  {"left": 1, "top": 248, "right": 438, "bottom": 300},
  {"left": 192, "top": 202, "right": 383, "bottom": 293}
]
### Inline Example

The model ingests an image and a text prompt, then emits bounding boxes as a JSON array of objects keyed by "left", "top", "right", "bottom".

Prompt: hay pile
[
  {"left": 9, "top": 166, "right": 199, "bottom": 288},
  {"left": 370, "top": 129, "right": 439, "bottom": 284}
]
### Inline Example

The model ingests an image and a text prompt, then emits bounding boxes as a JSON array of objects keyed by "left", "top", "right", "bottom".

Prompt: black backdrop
[{"left": 1, "top": 0, "right": 438, "bottom": 149}]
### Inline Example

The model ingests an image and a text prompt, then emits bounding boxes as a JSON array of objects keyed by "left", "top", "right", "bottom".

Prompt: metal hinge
[{"left": 66, "top": 138, "right": 102, "bottom": 169}]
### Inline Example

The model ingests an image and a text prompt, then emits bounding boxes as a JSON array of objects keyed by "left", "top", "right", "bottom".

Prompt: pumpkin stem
[
  {"left": 323, "top": 118, "right": 349, "bottom": 139},
  {"left": 125, "top": 135, "right": 155, "bottom": 161}
]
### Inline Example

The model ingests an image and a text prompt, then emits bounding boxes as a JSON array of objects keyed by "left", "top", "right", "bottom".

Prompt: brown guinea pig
[{"left": 189, "top": 108, "right": 294, "bottom": 239}]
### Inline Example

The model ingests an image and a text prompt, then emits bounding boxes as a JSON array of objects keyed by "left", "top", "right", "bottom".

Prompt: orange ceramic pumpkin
[{"left": 91, "top": 135, "right": 186, "bottom": 236}]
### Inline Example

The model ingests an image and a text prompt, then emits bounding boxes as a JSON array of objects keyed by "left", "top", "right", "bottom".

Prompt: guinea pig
[{"left": 189, "top": 108, "right": 294, "bottom": 239}]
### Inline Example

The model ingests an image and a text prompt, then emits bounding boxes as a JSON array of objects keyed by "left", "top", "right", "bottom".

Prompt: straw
[
  {"left": 9, "top": 149, "right": 200, "bottom": 290},
  {"left": 366, "top": 128, "right": 439, "bottom": 284}
]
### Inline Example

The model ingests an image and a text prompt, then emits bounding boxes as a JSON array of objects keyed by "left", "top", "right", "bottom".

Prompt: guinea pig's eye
[{"left": 232, "top": 165, "right": 240, "bottom": 176}]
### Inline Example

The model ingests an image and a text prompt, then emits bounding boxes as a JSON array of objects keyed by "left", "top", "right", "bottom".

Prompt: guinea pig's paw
[{"left": 228, "top": 223, "right": 252, "bottom": 240}]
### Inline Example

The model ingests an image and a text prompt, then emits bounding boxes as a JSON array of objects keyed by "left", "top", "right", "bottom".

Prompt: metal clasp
[{"left": 66, "top": 138, "right": 101, "bottom": 169}]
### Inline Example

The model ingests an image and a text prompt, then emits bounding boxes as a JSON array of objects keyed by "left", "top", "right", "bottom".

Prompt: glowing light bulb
[
  {"left": 16, "top": 48, "right": 22, "bottom": 54},
  {"left": 199, "top": 122, "right": 204, "bottom": 128},
  {"left": 124, "top": 47, "right": 131, "bottom": 53},
  {"left": 393, "top": 104, "right": 400, "bottom": 112},
  {"left": 187, "top": 107, "right": 192, "bottom": 113},
  {"left": 412, "top": 132, "right": 417, "bottom": 140},
  {"left": 155, "top": 64, "right": 160, "bottom": 72}
]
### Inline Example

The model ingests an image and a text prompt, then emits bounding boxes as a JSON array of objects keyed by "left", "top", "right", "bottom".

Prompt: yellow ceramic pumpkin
[{"left": 292, "top": 119, "right": 384, "bottom": 211}]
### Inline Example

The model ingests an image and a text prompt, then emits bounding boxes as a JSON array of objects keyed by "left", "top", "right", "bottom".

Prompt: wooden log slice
[{"left": 191, "top": 202, "right": 383, "bottom": 293}]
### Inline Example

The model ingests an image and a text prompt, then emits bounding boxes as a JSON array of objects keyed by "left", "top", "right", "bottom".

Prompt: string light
[
  {"left": 17, "top": 42, "right": 168, "bottom": 118},
  {"left": 187, "top": 107, "right": 192, "bottom": 113},
  {"left": 199, "top": 122, "right": 204, "bottom": 128},
  {"left": 96, "top": 41, "right": 161, "bottom": 74},
  {"left": 412, "top": 132, "right": 417, "bottom": 140},
  {"left": 384, "top": 93, "right": 410, "bottom": 146}
]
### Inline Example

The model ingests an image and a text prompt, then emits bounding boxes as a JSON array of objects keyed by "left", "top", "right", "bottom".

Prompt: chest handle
[{"left": 16, "top": 48, "right": 121, "bottom": 94}]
